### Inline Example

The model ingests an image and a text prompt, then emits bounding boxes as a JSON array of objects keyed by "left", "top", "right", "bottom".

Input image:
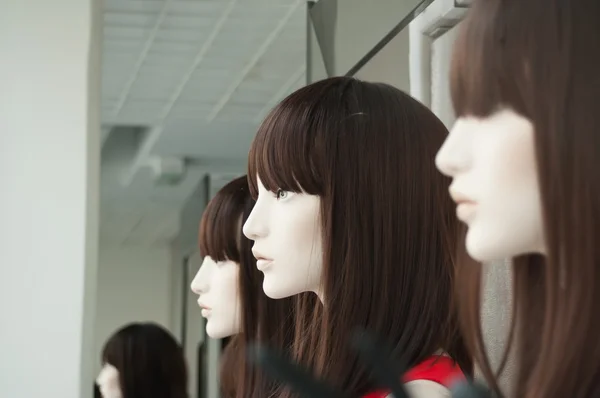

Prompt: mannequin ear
[
  {"left": 349, "top": 328, "right": 410, "bottom": 398},
  {"left": 246, "top": 344, "right": 346, "bottom": 398}
]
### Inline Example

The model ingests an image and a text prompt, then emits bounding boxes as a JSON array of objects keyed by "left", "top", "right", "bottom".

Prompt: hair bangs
[
  {"left": 450, "top": 0, "right": 529, "bottom": 118},
  {"left": 101, "top": 330, "right": 123, "bottom": 366},
  {"left": 247, "top": 81, "right": 345, "bottom": 199},
  {"left": 198, "top": 176, "right": 249, "bottom": 262}
]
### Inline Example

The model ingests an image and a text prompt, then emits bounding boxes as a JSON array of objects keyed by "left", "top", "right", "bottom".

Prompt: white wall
[
  {"left": 354, "top": 28, "right": 410, "bottom": 91},
  {"left": 94, "top": 244, "right": 175, "bottom": 376},
  {"left": 0, "top": 0, "right": 101, "bottom": 397}
]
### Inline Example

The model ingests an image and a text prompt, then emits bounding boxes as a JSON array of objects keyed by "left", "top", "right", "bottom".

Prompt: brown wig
[
  {"left": 101, "top": 322, "right": 188, "bottom": 398},
  {"left": 247, "top": 76, "right": 471, "bottom": 396},
  {"left": 199, "top": 175, "right": 313, "bottom": 398},
  {"left": 450, "top": 0, "right": 600, "bottom": 396}
]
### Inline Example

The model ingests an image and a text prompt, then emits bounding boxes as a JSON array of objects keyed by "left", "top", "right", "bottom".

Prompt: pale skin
[
  {"left": 243, "top": 177, "right": 324, "bottom": 301},
  {"left": 190, "top": 255, "right": 241, "bottom": 339},
  {"left": 96, "top": 364, "right": 123, "bottom": 398},
  {"left": 435, "top": 108, "right": 545, "bottom": 262}
]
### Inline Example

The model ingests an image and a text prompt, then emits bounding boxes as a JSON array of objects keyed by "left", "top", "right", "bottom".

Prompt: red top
[{"left": 362, "top": 356, "right": 465, "bottom": 398}]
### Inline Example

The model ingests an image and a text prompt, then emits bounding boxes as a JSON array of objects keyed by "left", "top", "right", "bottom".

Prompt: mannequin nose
[
  {"left": 435, "top": 144, "right": 458, "bottom": 177},
  {"left": 435, "top": 125, "right": 469, "bottom": 177},
  {"left": 190, "top": 263, "right": 208, "bottom": 295},
  {"left": 243, "top": 205, "right": 266, "bottom": 240}
]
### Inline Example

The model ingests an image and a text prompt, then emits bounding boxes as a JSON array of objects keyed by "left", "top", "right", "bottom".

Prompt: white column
[
  {"left": 408, "top": 18, "right": 432, "bottom": 107},
  {"left": 0, "top": 0, "right": 101, "bottom": 397}
]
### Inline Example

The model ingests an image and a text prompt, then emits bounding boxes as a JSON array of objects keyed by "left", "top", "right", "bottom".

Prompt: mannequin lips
[
  {"left": 256, "top": 259, "right": 273, "bottom": 271},
  {"left": 199, "top": 301, "right": 211, "bottom": 317},
  {"left": 456, "top": 202, "right": 476, "bottom": 222},
  {"left": 449, "top": 188, "right": 477, "bottom": 222},
  {"left": 252, "top": 249, "right": 273, "bottom": 271},
  {"left": 197, "top": 300, "right": 211, "bottom": 311},
  {"left": 449, "top": 187, "right": 475, "bottom": 205}
]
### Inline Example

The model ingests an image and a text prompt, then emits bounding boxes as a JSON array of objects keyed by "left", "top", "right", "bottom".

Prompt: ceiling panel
[
  {"left": 168, "top": 2, "right": 225, "bottom": 16},
  {"left": 154, "top": 27, "right": 213, "bottom": 42},
  {"left": 161, "top": 19, "right": 216, "bottom": 33},
  {"left": 102, "top": 41, "right": 145, "bottom": 54},
  {"left": 104, "top": 0, "right": 165, "bottom": 14},
  {"left": 101, "top": 0, "right": 306, "bottom": 246},
  {"left": 104, "top": 12, "right": 159, "bottom": 27},
  {"left": 104, "top": 27, "right": 154, "bottom": 42}
]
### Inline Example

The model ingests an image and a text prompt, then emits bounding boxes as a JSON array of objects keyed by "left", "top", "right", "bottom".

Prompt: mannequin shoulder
[{"left": 383, "top": 380, "right": 451, "bottom": 398}]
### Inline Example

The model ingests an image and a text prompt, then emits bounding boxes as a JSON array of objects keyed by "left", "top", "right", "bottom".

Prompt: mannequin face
[
  {"left": 96, "top": 364, "right": 122, "bottom": 398},
  {"left": 243, "top": 177, "right": 323, "bottom": 300},
  {"left": 435, "top": 108, "right": 545, "bottom": 261},
  {"left": 190, "top": 256, "right": 241, "bottom": 338}
]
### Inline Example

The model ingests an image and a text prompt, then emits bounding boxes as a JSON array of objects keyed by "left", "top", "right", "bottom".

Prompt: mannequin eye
[{"left": 276, "top": 189, "right": 289, "bottom": 200}]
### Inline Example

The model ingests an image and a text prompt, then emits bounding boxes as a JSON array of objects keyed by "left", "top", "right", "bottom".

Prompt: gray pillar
[{"left": 480, "top": 261, "right": 517, "bottom": 396}]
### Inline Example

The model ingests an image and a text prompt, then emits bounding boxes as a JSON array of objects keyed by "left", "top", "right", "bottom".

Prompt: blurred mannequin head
[
  {"left": 440, "top": 0, "right": 600, "bottom": 396},
  {"left": 436, "top": 109, "right": 544, "bottom": 262},
  {"left": 96, "top": 363, "right": 122, "bottom": 398},
  {"left": 99, "top": 322, "right": 187, "bottom": 398}
]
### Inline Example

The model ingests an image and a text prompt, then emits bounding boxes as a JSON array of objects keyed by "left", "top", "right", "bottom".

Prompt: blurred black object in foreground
[{"left": 248, "top": 329, "right": 492, "bottom": 398}]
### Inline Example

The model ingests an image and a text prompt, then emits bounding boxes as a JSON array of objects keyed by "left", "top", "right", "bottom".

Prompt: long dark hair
[
  {"left": 248, "top": 76, "right": 471, "bottom": 396},
  {"left": 101, "top": 322, "right": 188, "bottom": 398},
  {"left": 199, "top": 176, "right": 313, "bottom": 398},
  {"left": 450, "top": 0, "right": 600, "bottom": 396}
]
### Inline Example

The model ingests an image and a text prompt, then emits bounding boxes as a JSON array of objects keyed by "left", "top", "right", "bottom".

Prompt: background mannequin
[
  {"left": 96, "top": 364, "right": 122, "bottom": 398},
  {"left": 191, "top": 175, "right": 314, "bottom": 398},
  {"left": 435, "top": 0, "right": 600, "bottom": 396},
  {"left": 243, "top": 76, "right": 472, "bottom": 397},
  {"left": 96, "top": 322, "right": 187, "bottom": 398}
]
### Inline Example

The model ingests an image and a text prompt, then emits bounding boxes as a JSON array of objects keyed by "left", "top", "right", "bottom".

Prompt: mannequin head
[
  {"left": 436, "top": 109, "right": 544, "bottom": 262},
  {"left": 245, "top": 77, "right": 471, "bottom": 395},
  {"left": 192, "top": 255, "right": 240, "bottom": 338},
  {"left": 99, "top": 322, "right": 187, "bottom": 398},
  {"left": 191, "top": 176, "right": 253, "bottom": 339},
  {"left": 439, "top": 0, "right": 600, "bottom": 396},
  {"left": 192, "top": 175, "right": 308, "bottom": 398},
  {"left": 243, "top": 181, "right": 322, "bottom": 299}
]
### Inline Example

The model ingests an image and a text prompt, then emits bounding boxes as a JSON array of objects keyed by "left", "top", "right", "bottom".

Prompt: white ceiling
[{"left": 100, "top": 0, "right": 307, "bottom": 247}]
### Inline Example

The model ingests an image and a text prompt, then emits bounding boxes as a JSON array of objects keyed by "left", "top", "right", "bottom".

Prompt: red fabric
[{"left": 362, "top": 356, "right": 465, "bottom": 398}]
